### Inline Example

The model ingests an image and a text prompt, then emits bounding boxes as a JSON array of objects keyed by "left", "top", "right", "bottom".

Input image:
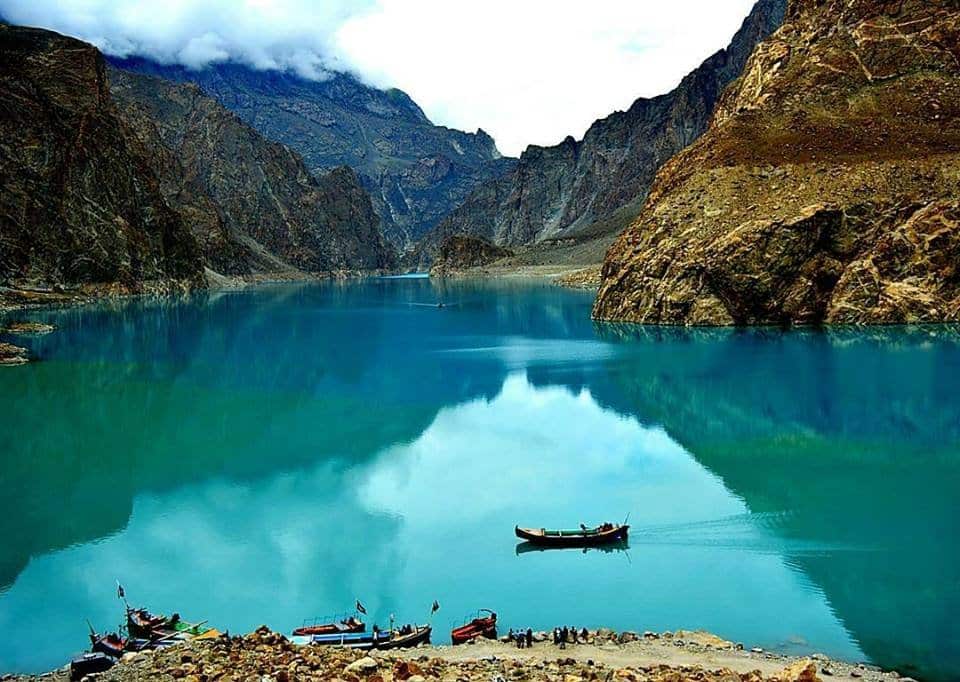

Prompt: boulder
[
  {"left": 776, "top": 659, "right": 821, "bottom": 682},
  {"left": 344, "top": 657, "right": 379, "bottom": 675}
]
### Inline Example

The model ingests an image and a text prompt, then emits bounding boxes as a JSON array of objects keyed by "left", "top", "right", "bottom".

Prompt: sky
[{"left": 0, "top": 0, "right": 759, "bottom": 156}]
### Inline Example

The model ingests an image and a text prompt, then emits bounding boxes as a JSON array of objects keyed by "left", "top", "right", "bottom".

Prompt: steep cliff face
[
  {"left": 594, "top": 0, "right": 960, "bottom": 326},
  {"left": 416, "top": 0, "right": 787, "bottom": 262},
  {"left": 110, "top": 69, "right": 397, "bottom": 274},
  {"left": 0, "top": 25, "right": 203, "bottom": 292},
  {"left": 108, "top": 58, "right": 515, "bottom": 249}
]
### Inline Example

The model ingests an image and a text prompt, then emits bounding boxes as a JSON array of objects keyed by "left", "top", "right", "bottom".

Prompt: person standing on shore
[
  {"left": 560, "top": 627, "right": 568, "bottom": 649},
  {"left": 525, "top": 628, "right": 533, "bottom": 648}
]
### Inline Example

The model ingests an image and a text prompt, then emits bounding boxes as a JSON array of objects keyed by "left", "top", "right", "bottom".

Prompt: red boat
[
  {"left": 89, "top": 632, "right": 127, "bottom": 658},
  {"left": 451, "top": 609, "right": 497, "bottom": 645},
  {"left": 126, "top": 607, "right": 166, "bottom": 638},
  {"left": 292, "top": 615, "right": 365, "bottom": 637}
]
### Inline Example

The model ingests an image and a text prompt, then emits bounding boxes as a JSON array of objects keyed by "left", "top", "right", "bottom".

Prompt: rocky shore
[{"left": 6, "top": 627, "right": 913, "bottom": 682}]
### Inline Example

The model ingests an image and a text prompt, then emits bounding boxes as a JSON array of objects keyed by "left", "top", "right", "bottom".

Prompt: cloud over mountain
[{"left": 0, "top": 0, "right": 760, "bottom": 155}]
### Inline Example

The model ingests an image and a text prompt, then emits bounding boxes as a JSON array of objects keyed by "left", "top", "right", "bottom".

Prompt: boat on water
[
  {"left": 295, "top": 624, "right": 431, "bottom": 650},
  {"left": 451, "top": 610, "right": 497, "bottom": 645},
  {"left": 89, "top": 632, "right": 127, "bottom": 658},
  {"left": 292, "top": 615, "right": 365, "bottom": 637},
  {"left": 126, "top": 607, "right": 220, "bottom": 641},
  {"left": 514, "top": 522, "right": 629, "bottom": 547},
  {"left": 126, "top": 607, "right": 166, "bottom": 638}
]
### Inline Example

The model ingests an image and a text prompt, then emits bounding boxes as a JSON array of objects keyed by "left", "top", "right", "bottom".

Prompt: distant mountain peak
[{"left": 108, "top": 55, "right": 514, "bottom": 249}]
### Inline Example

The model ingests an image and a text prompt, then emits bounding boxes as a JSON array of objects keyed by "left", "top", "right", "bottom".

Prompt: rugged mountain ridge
[
  {"left": 0, "top": 24, "right": 396, "bottom": 301},
  {"left": 594, "top": 0, "right": 960, "bottom": 326},
  {"left": 413, "top": 0, "right": 787, "bottom": 266},
  {"left": 0, "top": 24, "right": 203, "bottom": 293},
  {"left": 110, "top": 69, "right": 396, "bottom": 275},
  {"left": 109, "top": 57, "right": 516, "bottom": 249}
]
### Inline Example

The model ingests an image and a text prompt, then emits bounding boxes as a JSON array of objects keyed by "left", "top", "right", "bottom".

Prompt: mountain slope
[
  {"left": 413, "top": 0, "right": 787, "bottom": 265},
  {"left": 110, "top": 69, "right": 396, "bottom": 275},
  {"left": 0, "top": 24, "right": 203, "bottom": 293},
  {"left": 108, "top": 58, "right": 515, "bottom": 249},
  {"left": 594, "top": 0, "right": 960, "bottom": 326}
]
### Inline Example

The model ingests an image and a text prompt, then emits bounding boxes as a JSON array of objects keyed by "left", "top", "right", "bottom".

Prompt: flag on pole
[
  {"left": 431, "top": 600, "right": 440, "bottom": 614},
  {"left": 117, "top": 582, "right": 125, "bottom": 599},
  {"left": 355, "top": 600, "right": 367, "bottom": 615}
]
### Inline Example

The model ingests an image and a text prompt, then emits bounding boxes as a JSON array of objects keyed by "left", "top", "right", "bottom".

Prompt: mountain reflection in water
[{"left": 0, "top": 279, "right": 957, "bottom": 680}]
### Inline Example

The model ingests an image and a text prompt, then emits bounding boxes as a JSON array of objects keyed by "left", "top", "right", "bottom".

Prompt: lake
[{"left": 1, "top": 278, "right": 958, "bottom": 680}]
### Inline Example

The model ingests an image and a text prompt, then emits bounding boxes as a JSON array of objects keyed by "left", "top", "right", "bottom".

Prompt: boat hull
[
  {"left": 293, "top": 619, "right": 365, "bottom": 637},
  {"left": 514, "top": 524, "right": 629, "bottom": 546},
  {"left": 303, "top": 625, "right": 431, "bottom": 650},
  {"left": 451, "top": 612, "right": 497, "bottom": 645}
]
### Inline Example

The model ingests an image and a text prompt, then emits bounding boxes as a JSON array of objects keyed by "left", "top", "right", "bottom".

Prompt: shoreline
[{"left": 6, "top": 627, "right": 909, "bottom": 682}]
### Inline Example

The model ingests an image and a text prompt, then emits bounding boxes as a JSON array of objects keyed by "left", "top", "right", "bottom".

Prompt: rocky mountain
[
  {"left": 108, "top": 57, "right": 515, "bottom": 249},
  {"left": 413, "top": 0, "right": 787, "bottom": 265},
  {"left": 0, "top": 24, "right": 203, "bottom": 294},
  {"left": 593, "top": 0, "right": 960, "bottom": 326},
  {"left": 109, "top": 68, "right": 396, "bottom": 275},
  {"left": 0, "top": 23, "right": 396, "bottom": 302}
]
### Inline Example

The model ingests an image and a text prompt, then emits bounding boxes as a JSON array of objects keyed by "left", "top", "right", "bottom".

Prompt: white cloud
[{"left": 0, "top": 0, "right": 761, "bottom": 155}]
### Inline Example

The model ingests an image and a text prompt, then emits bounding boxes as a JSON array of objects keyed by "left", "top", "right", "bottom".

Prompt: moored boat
[
  {"left": 89, "top": 632, "right": 127, "bottom": 659},
  {"left": 380, "top": 624, "right": 431, "bottom": 650},
  {"left": 298, "top": 624, "right": 431, "bottom": 650},
  {"left": 514, "top": 522, "right": 628, "bottom": 546},
  {"left": 292, "top": 615, "right": 365, "bottom": 637},
  {"left": 451, "top": 610, "right": 497, "bottom": 644},
  {"left": 127, "top": 607, "right": 219, "bottom": 641},
  {"left": 126, "top": 607, "right": 166, "bottom": 638}
]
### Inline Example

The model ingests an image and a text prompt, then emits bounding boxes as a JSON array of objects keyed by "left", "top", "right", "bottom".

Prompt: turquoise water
[{"left": 1, "top": 279, "right": 958, "bottom": 680}]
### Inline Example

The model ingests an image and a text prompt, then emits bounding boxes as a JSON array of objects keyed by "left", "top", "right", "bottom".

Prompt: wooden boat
[
  {"left": 292, "top": 616, "right": 365, "bottom": 637},
  {"left": 126, "top": 607, "right": 166, "bottom": 638},
  {"left": 379, "top": 624, "right": 432, "bottom": 650},
  {"left": 299, "top": 624, "right": 431, "bottom": 650},
  {"left": 71, "top": 652, "right": 115, "bottom": 681},
  {"left": 127, "top": 607, "right": 220, "bottom": 641},
  {"left": 514, "top": 523, "right": 629, "bottom": 547},
  {"left": 451, "top": 610, "right": 497, "bottom": 645},
  {"left": 89, "top": 632, "right": 127, "bottom": 658}
]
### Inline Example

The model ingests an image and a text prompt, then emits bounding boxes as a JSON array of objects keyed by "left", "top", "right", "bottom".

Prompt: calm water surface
[{"left": 1, "top": 279, "right": 958, "bottom": 680}]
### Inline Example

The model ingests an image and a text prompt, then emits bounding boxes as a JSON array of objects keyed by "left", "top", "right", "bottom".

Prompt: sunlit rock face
[
  {"left": 107, "top": 57, "right": 515, "bottom": 250},
  {"left": 594, "top": 0, "right": 960, "bottom": 326},
  {"left": 0, "top": 25, "right": 203, "bottom": 291},
  {"left": 410, "top": 0, "right": 787, "bottom": 266}
]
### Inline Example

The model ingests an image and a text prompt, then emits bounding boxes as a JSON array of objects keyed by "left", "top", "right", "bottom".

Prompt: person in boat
[
  {"left": 580, "top": 523, "right": 588, "bottom": 532},
  {"left": 525, "top": 628, "right": 533, "bottom": 648}
]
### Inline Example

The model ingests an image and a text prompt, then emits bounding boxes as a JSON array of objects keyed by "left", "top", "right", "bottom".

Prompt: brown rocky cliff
[
  {"left": 0, "top": 25, "right": 203, "bottom": 290},
  {"left": 594, "top": 0, "right": 960, "bottom": 325}
]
